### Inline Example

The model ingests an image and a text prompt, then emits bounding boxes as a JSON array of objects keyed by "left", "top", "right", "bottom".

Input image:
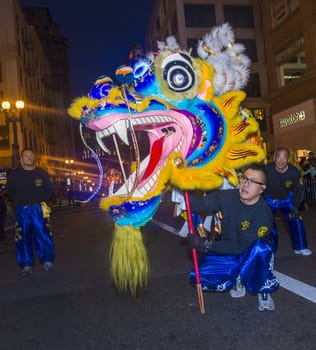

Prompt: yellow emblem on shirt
[
  {"left": 258, "top": 226, "right": 268, "bottom": 237},
  {"left": 241, "top": 221, "right": 250, "bottom": 231},
  {"left": 35, "top": 178, "right": 43, "bottom": 187},
  {"left": 285, "top": 180, "right": 292, "bottom": 188}
]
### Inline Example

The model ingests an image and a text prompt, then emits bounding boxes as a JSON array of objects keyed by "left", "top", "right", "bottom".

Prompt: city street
[{"left": 0, "top": 202, "right": 315, "bottom": 350}]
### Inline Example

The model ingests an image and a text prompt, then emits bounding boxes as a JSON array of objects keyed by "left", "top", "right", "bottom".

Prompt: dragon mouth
[{"left": 90, "top": 110, "right": 196, "bottom": 199}]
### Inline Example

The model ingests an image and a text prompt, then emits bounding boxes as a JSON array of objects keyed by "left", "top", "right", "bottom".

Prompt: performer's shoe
[
  {"left": 43, "top": 261, "right": 54, "bottom": 271},
  {"left": 258, "top": 293, "right": 275, "bottom": 311},
  {"left": 229, "top": 278, "right": 246, "bottom": 298},
  {"left": 21, "top": 266, "right": 32, "bottom": 277},
  {"left": 294, "top": 248, "right": 312, "bottom": 256}
]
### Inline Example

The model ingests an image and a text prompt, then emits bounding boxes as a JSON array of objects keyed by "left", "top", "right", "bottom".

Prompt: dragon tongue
[{"left": 140, "top": 137, "right": 164, "bottom": 181}]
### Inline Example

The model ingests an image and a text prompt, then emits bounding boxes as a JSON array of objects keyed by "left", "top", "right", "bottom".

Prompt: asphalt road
[{"left": 0, "top": 202, "right": 315, "bottom": 350}]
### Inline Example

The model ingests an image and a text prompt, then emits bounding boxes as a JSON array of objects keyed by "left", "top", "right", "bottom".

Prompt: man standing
[
  {"left": 187, "top": 164, "right": 278, "bottom": 311},
  {"left": 264, "top": 147, "right": 312, "bottom": 256},
  {"left": 5, "top": 148, "right": 55, "bottom": 276}
]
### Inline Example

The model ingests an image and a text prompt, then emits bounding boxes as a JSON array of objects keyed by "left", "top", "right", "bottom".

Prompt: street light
[
  {"left": 64, "top": 159, "right": 74, "bottom": 187},
  {"left": 1, "top": 100, "right": 25, "bottom": 168},
  {"left": 65, "top": 159, "right": 74, "bottom": 165}
]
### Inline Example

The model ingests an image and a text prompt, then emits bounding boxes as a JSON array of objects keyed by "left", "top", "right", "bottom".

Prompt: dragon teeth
[
  {"left": 96, "top": 131, "right": 111, "bottom": 154},
  {"left": 114, "top": 119, "right": 129, "bottom": 145}
]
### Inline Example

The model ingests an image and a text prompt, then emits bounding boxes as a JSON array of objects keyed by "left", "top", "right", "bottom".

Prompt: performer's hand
[
  {"left": 289, "top": 209, "right": 301, "bottom": 219},
  {"left": 187, "top": 233, "right": 212, "bottom": 251}
]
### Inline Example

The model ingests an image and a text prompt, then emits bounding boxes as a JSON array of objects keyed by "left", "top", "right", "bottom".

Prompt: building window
[
  {"left": 184, "top": 4, "right": 216, "bottom": 28},
  {"left": 245, "top": 73, "right": 261, "bottom": 97},
  {"left": 271, "top": 0, "right": 299, "bottom": 27},
  {"left": 0, "top": 125, "right": 10, "bottom": 149},
  {"left": 250, "top": 108, "right": 267, "bottom": 132},
  {"left": 187, "top": 38, "right": 199, "bottom": 57},
  {"left": 171, "top": 13, "right": 178, "bottom": 38},
  {"left": 156, "top": 18, "right": 160, "bottom": 33},
  {"left": 15, "top": 16, "right": 19, "bottom": 33},
  {"left": 17, "top": 39, "right": 21, "bottom": 57},
  {"left": 160, "top": 0, "right": 167, "bottom": 19},
  {"left": 223, "top": 6, "right": 254, "bottom": 28},
  {"left": 279, "top": 51, "right": 306, "bottom": 86},
  {"left": 238, "top": 39, "right": 258, "bottom": 62}
]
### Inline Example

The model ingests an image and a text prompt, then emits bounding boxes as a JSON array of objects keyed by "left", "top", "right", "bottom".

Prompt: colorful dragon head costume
[{"left": 68, "top": 23, "right": 266, "bottom": 295}]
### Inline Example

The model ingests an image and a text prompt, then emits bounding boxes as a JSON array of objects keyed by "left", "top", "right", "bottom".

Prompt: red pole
[{"left": 183, "top": 191, "right": 205, "bottom": 314}]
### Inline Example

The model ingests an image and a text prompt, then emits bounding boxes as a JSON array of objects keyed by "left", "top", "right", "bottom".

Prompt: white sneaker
[
  {"left": 21, "top": 266, "right": 32, "bottom": 277},
  {"left": 294, "top": 249, "right": 312, "bottom": 256},
  {"left": 43, "top": 261, "right": 54, "bottom": 271},
  {"left": 229, "top": 278, "right": 246, "bottom": 298},
  {"left": 258, "top": 293, "right": 275, "bottom": 311}
]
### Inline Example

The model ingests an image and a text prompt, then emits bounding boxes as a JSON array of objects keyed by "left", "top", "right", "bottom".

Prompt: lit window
[
  {"left": 279, "top": 51, "right": 306, "bottom": 86},
  {"left": 250, "top": 108, "right": 267, "bottom": 132}
]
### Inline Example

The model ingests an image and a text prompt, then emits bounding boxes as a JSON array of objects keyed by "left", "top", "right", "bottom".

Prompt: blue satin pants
[
  {"left": 265, "top": 195, "right": 309, "bottom": 251},
  {"left": 190, "top": 239, "right": 279, "bottom": 294},
  {"left": 15, "top": 204, "right": 55, "bottom": 267}
]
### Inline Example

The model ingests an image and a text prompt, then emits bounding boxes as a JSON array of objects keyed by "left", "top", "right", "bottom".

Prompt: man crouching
[{"left": 187, "top": 164, "right": 279, "bottom": 311}]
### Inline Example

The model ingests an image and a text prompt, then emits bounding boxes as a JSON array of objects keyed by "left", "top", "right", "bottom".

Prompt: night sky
[{"left": 19, "top": 0, "right": 155, "bottom": 99}]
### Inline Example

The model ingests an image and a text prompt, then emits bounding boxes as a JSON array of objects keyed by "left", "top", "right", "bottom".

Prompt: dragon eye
[
  {"left": 172, "top": 72, "right": 185, "bottom": 85},
  {"left": 133, "top": 59, "right": 151, "bottom": 79},
  {"left": 162, "top": 53, "right": 195, "bottom": 92}
]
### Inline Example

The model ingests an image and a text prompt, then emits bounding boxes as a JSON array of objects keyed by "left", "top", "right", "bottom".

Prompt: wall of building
[
  {"left": 260, "top": 0, "right": 316, "bottom": 156},
  {"left": 0, "top": 0, "right": 74, "bottom": 172}
]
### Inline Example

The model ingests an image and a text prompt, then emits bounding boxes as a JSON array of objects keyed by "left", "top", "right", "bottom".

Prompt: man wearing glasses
[
  {"left": 187, "top": 163, "right": 279, "bottom": 311},
  {"left": 264, "top": 147, "right": 312, "bottom": 256}
]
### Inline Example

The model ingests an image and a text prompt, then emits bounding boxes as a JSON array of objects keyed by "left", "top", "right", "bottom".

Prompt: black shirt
[
  {"left": 264, "top": 162, "right": 304, "bottom": 210},
  {"left": 189, "top": 189, "right": 273, "bottom": 254},
  {"left": 5, "top": 167, "right": 53, "bottom": 206}
]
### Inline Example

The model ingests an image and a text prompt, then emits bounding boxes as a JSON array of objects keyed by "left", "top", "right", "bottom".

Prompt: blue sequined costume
[
  {"left": 264, "top": 162, "right": 310, "bottom": 251},
  {"left": 5, "top": 167, "right": 55, "bottom": 268}
]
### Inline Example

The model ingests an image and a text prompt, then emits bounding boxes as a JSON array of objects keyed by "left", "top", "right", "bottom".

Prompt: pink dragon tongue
[{"left": 141, "top": 137, "right": 165, "bottom": 181}]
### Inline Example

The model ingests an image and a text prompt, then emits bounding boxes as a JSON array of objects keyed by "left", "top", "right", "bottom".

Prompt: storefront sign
[
  {"left": 279, "top": 110, "right": 305, "bottom": 128},
  {"left": 273, "top": 99, "right": 314, "bottom": 135}
]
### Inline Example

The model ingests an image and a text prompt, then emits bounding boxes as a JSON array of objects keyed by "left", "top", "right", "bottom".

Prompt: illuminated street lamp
[
  {"left": 65, "top": 159, "right": 74, "bottom": 165},
  {"left": 1, "top": 100, "right": 25, "bottom": 168},
  {"left": 64, "top": 159, "right": 74, "bottom": 186}
]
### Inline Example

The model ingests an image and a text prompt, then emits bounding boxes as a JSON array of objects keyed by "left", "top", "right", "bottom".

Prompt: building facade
[
  {"left": 260, "top": 0, "right": 316, "bottom": 159},
  {"left": 146, "top": 0, "right": 316, "bottom": 159},
  {"left": 0, "top": 0, "right": 75, "bottom": 175}
]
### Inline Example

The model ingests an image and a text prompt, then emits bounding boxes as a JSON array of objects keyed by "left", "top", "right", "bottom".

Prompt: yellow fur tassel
[{"left": 110, "top": 224, "right": 149, "bottom": 296}]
